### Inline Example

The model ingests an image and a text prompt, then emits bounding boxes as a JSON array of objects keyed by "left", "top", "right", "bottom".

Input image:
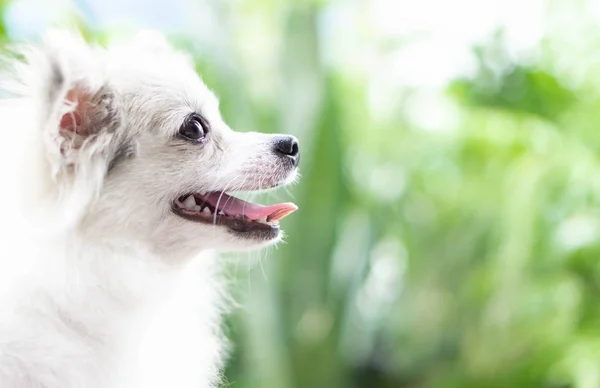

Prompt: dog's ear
[
  {"left": 55, "top": 82, "right": 119, "bottom": 152},
  {"left": 35, "top": 32, "right": 122, "bottom": 168},
  {"left": 3, "top": 31, "right": 131, "bottom": 227}
]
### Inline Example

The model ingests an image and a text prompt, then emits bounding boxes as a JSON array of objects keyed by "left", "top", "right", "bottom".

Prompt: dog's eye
[{"left": 179, "top": 114, "right": 209, "bottom": 143}]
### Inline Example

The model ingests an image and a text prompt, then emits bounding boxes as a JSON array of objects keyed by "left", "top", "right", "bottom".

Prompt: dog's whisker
[{"left": 213, "top": 174, "right": 240, "bottom": 225}]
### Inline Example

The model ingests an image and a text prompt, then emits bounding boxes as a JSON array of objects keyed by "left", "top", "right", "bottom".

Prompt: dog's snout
[{"left": 274, "top": 136, "right": 300, "bottom": 166}]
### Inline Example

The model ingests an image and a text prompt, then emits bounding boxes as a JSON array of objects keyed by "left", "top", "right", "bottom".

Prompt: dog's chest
[{"left": 0, "top": 250, "right": 225, "bottom": 388}]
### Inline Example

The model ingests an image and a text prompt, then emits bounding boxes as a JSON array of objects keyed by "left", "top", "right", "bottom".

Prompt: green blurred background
[{"left": 3, "top": 0, "right": 600, "bottom": 387}]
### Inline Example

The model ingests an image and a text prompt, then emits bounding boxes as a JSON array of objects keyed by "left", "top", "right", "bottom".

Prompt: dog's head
[{"left": 4, "top": 31, "right": 299, "bottom": 259}]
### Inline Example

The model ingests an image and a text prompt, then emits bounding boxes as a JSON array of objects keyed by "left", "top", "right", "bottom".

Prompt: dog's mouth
[{"left": 172, "top": 191, "right": 298, "bottom": 239}]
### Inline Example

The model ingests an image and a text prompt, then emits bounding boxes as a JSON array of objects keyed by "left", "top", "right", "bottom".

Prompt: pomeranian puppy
[{"left": 0, "top": 30, "right": 299, "bottom": 388}]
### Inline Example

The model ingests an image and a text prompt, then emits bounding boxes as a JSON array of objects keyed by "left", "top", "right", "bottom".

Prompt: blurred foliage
[
  {"left": 0, "top": 0, "right": 7, "bottom": 42},
  {"left": 5, "top": 0, "right": 600, "bottom": 387},
  {"left": 450, "top": 32, "right": 576, "bottom": 122}
]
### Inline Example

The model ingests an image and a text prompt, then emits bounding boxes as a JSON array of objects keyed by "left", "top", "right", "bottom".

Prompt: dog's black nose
[{"left": 274, "top": 136, "right": 300, "bottom": 166}]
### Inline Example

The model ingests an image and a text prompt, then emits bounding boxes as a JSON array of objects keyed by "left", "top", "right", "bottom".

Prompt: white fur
[{"left": 0, "top": 30, "right": 298, "bottom": 388}]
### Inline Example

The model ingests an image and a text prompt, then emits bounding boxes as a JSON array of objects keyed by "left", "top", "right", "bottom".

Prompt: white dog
[{"left": 0, "top": 31, "right": 299, "bottom": 388}]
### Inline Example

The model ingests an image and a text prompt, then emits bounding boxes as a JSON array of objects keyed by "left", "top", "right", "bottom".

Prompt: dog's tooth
[
  {"left": 202, "top": 207, "right": 211, "bottom": 215},
  {"left": 218, "top": 210, "right": 225, "bottom": 216},
  {"left": 194, "top": 205, "right": 201, "bottom": 212},
  {"left": 183, "top": 195, "right": 196, "bottom": 210},
  {"left": 257, "top": 216, "right": 268, "bottom": 224}
]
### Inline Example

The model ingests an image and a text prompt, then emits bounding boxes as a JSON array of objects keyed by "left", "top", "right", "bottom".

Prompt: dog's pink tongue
[{"left": 204, "top": 192, "right": 298, "bottom": 221}]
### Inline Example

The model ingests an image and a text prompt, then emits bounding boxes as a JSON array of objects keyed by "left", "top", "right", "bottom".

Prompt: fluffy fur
[{"left": 0, "top": 30, "right": 298, "bottom": 388}]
